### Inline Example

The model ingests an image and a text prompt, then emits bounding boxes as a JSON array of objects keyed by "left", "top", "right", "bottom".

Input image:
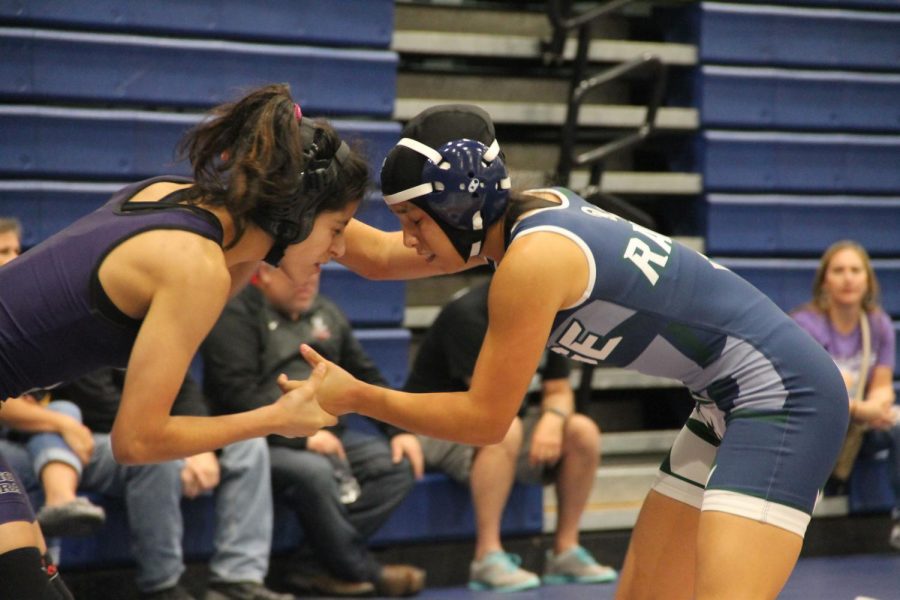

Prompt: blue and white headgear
[{"left": 381, "top": 104, "right": 511, "bottom": 260}]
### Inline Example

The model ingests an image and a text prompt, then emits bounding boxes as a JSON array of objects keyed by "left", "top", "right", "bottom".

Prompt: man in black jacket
[{"left": 202, "top": 264, "right": 425, "bottom": 598}]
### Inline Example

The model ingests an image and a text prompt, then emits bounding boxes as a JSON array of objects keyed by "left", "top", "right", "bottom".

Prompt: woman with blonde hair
[{"left": 792, "top": 240, "right": 898, "bottom": 547}]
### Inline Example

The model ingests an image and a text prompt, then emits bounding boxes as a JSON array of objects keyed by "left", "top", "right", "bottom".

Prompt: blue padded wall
[
  {"left": 319, "top": 262, "right": 405, "bottom": 328},
  {"left": 0, "top": 27, "right": 396, "bottom": 116},
  {"left": 692, "top": 1, "right": 900, "bottom": 372},
  {"left": 739, "top": 0, "right": 900, "bottom": 6},
  {"left": 706, "top": 195, "right": 900, "bottom": 257},
  {"left": 698, "top": 66, "right": 900, "bottom": 132},
  {"left": 700, "top": 131, "right": 900, "bottom": 193},
  {"left": 0, "top": 182, "right": 399, "bottom": 259},
  {"left": 0, "top": 106, "right": 400, "bottom": 181},
  {"left": 0, "top": 0, "right": 394, "bottom": 48},
  {"left": 355, "top": 328, "right": 411, "bottom": 389},
  {"left": 716, "top": 258, "right": 900, "bottom": 319},
  {"left": 698, "top": 3, "right": 900, "bottom": 70},
  {"left": 717, "top": 258, "right": 900, "bottom": 318},
  {"left": 58, "top": 476, "right": 543, "bottom": 569}
]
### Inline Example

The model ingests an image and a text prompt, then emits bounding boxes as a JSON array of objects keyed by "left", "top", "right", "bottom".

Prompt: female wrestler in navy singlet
[{"left": 300, "top": 104, "right": 849, "bottom": 599}]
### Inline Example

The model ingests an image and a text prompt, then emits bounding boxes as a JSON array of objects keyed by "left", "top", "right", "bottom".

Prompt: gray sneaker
[
  {"left": 468, "top": 551, "right": 540, "bottom": 593},
  {"left": 890, "top": 521, "right": 900, "bottom": 551},
  {"left": 37, "top": 497, "right": 106, "bottom": 537},
  {"left": 542, "top": 546, "right": 617, "bottom": 585}
]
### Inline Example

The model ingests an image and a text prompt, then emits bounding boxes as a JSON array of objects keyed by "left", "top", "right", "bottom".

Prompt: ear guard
[
  {"left": 383, "top": 136, "right": 510, "bottom": 260},
  {"left": 256, "top": 118, "right": 349, "bottom": 266},
  {"left": 381, "top": 104, "right": 510, "bottom": 260}
]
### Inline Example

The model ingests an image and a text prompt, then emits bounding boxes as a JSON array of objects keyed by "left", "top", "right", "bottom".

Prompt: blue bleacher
[
  {"left": 705, "top": 195, "right": 900, "bottom": 257},
  {"left": 319, "top": 262, "right": 405, "bottom": 328},
  {"left": 0, "top": 182, "right": 399, "bottom": 249},
  {"left": 58, "top": 477, "right": 543, "bottom": 570},
  {"left": 698, "top": 2, "right": 900, "bottom": 71},
  {"left": 717, "top": 258, "right": 900, "bottom": 317},
  {"left": 698, "top": 66, "right": 900, "bottom": 132},
  {"left": 0, "top": 27, "right": 397, "bottom": 116},
  {"left": 737, "top": 0, "right": 900, "bottom": 7},
  {"left": 700, "top": 131, "right": 900, "bottom": 193},
  {"left": 0, "top": 105, "right": 400, "bottom": 182},
  {"left": 0, "top": 0, "right": 394, "bottom": 48},
  {"left": 355, "top": 328, "right": 411, "bottom": 389},
  {"left": 848, "top": 409, "right": 900, "bottom": 514}
]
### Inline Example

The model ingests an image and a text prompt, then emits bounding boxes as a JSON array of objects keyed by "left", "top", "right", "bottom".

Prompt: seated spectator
[
  {"left": 791, "top": 240, "right": 898, "bottom": 548},
  {"left": 0, "top": 394, "right": 106, "bottom": 537},
  {"left": 405, "top": 279, "right": 617, "bottom": 592},
  {"left": 55, "top": 368, "right": 292, "bottom": 600},
  {"left": 0, "top": 216, "right": 22, "bottom": 265},
  {"left": 202, "top": 265, "right": 426, "bottom": 597}
]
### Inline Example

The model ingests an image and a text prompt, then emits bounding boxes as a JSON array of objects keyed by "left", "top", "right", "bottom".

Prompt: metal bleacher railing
[{"left": 543, "top": 0, "right": 681, "bottom": 411}]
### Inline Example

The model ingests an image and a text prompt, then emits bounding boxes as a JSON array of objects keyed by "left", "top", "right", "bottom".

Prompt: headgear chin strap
[
  {"left": 383, "top": 137, "right": 511, "bottom": 260},
  {"left": 255, "top": 113, "right": 350, "bottom": 266}
]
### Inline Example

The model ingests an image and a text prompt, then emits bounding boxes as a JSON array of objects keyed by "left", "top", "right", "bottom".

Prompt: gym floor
[{"left": 414, "top": 553, "right": 900, "bottom": 600}]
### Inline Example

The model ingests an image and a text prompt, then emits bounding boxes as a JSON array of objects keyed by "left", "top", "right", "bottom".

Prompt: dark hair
[
  {"left": 178, "top": 84, "right": 370, "bottom": 247},
  {"left": 177, "top": 83, "right": 305, "bottom": 246}
]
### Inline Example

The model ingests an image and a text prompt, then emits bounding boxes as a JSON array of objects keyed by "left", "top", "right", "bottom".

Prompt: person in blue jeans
[
  {"left": 48, "top": 369, "right": 292, "bottom": 600},
  {"left": 202, "top": 265, "right": 426, "bottom": 598},
  {"left": 0, "top": 398, "right": 106, "bottom": 538}
]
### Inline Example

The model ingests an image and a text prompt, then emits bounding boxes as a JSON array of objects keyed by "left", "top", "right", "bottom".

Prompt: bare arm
[
  {"left": 527, "top": 377, "right": 574, "bottom": 466},
  {"left": 304, "top": 231, "right": 590, "bottom": 445},
  {"left": 110, "top": 237, "right": 334, "bottom": 464},
  {"left": 540, "top": 377, "right": 576, "bottom": 417},
  {"left": 0, "top": 396, "right": 74, "bottom": 433},
  {"left": 0, "top": 397, "right": 95, "bottom": 464},
  {"left": 339, "top": 218, "right": 484, "bottom": 280},
  {"left": 853, "top": 365, "right": 896, "bottom": 429}
]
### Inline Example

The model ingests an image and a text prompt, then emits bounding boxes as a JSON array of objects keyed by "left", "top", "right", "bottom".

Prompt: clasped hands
[{"left": 270, "top": 344, "right": 365, "bottom": 438}]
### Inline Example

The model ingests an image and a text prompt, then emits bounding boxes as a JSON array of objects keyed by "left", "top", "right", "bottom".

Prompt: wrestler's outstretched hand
[
  {"left": 300, "top": 343, "right": 364, "bottom": 416},
  {"left": 270, "top": 362, "right": 337, "bottom": 437}
]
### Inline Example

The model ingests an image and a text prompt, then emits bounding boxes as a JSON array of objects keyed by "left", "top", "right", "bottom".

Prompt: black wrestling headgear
[{"left": 255, "top": 109, "right": 350, "bottom": 265}]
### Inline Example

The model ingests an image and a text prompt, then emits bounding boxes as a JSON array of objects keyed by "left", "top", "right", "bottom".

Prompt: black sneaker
[
  {"left": 139, "top": 585, "right": 197, "bottom": 600},
  {"left": 205, "top": 581, "right": 294, "bottom": 600},
  {"left": 282, "top": 571, "right": 375, "bottom": 597}
]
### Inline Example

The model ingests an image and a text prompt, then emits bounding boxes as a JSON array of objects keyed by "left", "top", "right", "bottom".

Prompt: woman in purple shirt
[{"left": 792, "top": 240, "right": 898, "bottom": 548}]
